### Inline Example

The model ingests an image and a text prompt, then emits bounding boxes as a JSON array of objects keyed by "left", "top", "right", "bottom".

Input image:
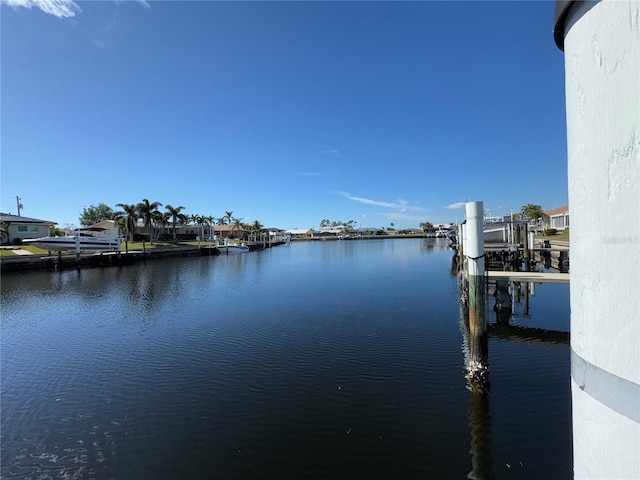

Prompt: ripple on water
[{"left": 1, "top": 241, "right": 571, "bottom": 479}]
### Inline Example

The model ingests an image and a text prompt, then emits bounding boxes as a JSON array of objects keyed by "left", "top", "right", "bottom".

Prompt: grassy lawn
[
  {"left": 0, "top": 245, "right": 50, "bottom": 256},
  {"left": 537, "top": 229, "right": 570, "bottom": 241}
]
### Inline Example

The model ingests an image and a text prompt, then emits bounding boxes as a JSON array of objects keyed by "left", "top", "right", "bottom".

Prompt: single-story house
[
  {"left": 286, "top": 228, "right": 314, "bottom": 238},
  {"left": 544, "top": 205, "right": 570, "bottom": 230},
  {"left": 262, "top": 227, "right": 286, "bottom": 237},
  {"left": 0, "top": 213, "right": 56, "bottom": 244},
  {"left": 212, "top": 224, "right": 249, "bottom": 239},
  {"left": 318, "top": 226, "right": 348, "bottom": 236},
  {"left": 353, "top": 227, "right": 384, "bottom": 236}
]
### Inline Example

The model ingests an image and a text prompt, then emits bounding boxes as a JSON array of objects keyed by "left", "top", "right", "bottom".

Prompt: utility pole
[{"left": 16, "top": 196, "right": 23, "bottom": 216}]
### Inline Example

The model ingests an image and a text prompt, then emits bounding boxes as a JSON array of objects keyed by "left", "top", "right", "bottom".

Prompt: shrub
[
  {"left": 543, "top": 228, "right": 558, "bottom": 236},
  {"left": 133, "top": 233, "right": 150, "bottom": 242}
]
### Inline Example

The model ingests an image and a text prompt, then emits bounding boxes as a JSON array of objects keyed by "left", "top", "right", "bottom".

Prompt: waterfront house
[
  {"left": 286, "top": 228, "right": 314, "bottom": 238},
  {"left": 262, "top": 227, "right": 287, "bottom": 237},
  {"left": 0, "top": 213, "right": 56, "bottom": 244},
  {"left": 213, "top": 224, "right": 249, "bottom": 239},
  {"left": 353, "top": 227, "right": 384, "bottom": 236},
  {"left": 544, "top": 205, "right": 570, "bottom": 231},
  {"left": 318, "top": 226, "right": 348, "bottom": 236}
]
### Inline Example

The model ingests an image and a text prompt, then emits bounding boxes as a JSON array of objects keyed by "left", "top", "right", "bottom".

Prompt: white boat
[
  {"left": 218, "top": 245, "right": 249, "bottom": 254},
  {"left": 216, "top": 238, "right": 249, "bottom": 254},
  {"left": 23, "top": 228, "right": 122, "bottom": 252}
]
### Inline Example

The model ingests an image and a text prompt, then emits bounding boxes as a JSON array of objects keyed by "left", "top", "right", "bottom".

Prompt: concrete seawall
[{"left": 1, "top": 245, "right": 211, "bottom": 273}]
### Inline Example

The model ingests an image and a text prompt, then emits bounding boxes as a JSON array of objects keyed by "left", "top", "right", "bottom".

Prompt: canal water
[{"left": 1, "top": 238, "right": 572, "bottom": 479}]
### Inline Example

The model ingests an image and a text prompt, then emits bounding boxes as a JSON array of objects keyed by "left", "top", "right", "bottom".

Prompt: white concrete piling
[{"left": 555, "top": 1, "right": 640, "bottom": 477}]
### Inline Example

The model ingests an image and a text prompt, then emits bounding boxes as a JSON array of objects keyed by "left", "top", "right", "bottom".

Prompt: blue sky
[{"left": 1, "top": 0, "right": 568, "bottom": 230}]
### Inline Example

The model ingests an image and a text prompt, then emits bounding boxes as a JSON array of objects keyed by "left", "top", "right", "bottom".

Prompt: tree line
[
  {"left": 79, "top": 201, "right": 264, "bottom": 243},
  {"left": 77, "top": 202, "right": 549, "bottom": 242},
  {"left": 417, "top": 204, "right": 548, "bottom": 233}
]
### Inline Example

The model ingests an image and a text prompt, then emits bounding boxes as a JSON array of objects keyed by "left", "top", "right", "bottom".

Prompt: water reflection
[
  {"left": 459, "top": 277, "right": 571, "bottom": 479},
  {"left": 1, "top": 240, "right": 572, "bottom": 478},
  {"left": 488, "top": 281, "right": 569, "bottom": 347},
  {"left": 467, "top": 389, "right": 493, "bottom": 480}
]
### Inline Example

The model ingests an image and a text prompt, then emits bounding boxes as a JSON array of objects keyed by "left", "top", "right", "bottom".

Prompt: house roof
[
  {"left": 212, "top": 224, "right": 248, "bottom": 232},
  {"left": 545, "top": 205, "right": 569, "bottom": 216},
  {"left": 0, "top": 213, "right": 56, "bottom": 224}
]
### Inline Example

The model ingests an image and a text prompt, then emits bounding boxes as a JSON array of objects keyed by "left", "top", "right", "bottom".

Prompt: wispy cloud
[
  {"left": 2, "top": 0, "right": 81, "bottom": 18},
  {"left": 321, "top": 148, "right": 343, "bottom": 159},
  {"left": 333, "top": 191, "right": 424, "bottom": 212},
  {"left": 118, "top": 0, "right": 150, "bottom": 9},
  {"left": 445, "top": 202, "right": 466, "bottom": 209},
  {"left": 2, "top": 0, "right": 150, "bottom": 18}
]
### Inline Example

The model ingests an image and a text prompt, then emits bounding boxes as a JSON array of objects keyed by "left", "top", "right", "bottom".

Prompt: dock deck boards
[{"left": 487, "top": 271, "right": 570, "bottom": 283}]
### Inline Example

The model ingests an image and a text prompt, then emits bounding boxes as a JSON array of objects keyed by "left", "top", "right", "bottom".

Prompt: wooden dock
[{"left": 486, "top": 271, "right": 569, "bottom": 284}]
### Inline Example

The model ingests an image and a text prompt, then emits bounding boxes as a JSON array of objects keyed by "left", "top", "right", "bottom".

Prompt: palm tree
[
  {"left": 231, "top": 217, "right": 243, "bottom": 239},
  {"left": 165, "top": 204, "right": 186, "bottom": 242},
  {"left": 225, "top": 211, "right": 234, "bottom": 226},
  {"left": 205, "top": 215, "right": 215, "bottom": 239},
  {"left": 251, "top": 220, "right": 264, "bottom": 242},
  {"left": 190, "top": 214, "right": 205, "bottom": 239},
  {"left": 521, "top": 204, "right": 546, "bottom": 221},
  {"left": 114, "top": 218, "right": 126, "bottom": 239},
  {"left": 137, "top": 198, "right": 163, "bottom": 243},
  {"left": 0, "top": 220, "right": 9, "bottom": 244},
  {"left": 115, "top": 203, "right": 139, "bottom": 242},
  {"left": 152, "top": 210, "right": 165, "bottom": 241},
  {"left": 201, "top": 215, "right": 211, "bottom": 239},
  {"left": 419, "top": 221, "right": 434, "bottom": 233}
]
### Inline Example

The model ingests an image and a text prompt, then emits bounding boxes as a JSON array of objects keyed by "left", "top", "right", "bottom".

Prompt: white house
[
  {"left": 0, "top": 213, "right": 56, "bottom": 244},
  {"left": 286, "top": 228, "right": 313, "bottom": 238},
  {"left": 544, "top": 205, "right": 569, "bottom": 230},
  {"left": 318, "top": 226, "right": 348, "bottom": 236}
]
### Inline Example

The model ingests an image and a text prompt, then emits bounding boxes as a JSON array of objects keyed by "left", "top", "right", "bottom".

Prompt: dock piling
[{"left": 464, "top": 201, "right": 489, "bottom": 389}]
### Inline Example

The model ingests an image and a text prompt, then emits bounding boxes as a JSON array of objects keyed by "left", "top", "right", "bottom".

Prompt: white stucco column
[{"left": 555, "top": 1, "right": 640, "bottom": 478}]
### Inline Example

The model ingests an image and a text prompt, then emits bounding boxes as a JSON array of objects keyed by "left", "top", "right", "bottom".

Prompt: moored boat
[
  {"left": 218, "top": 245, "right": 250, "bottom": 254},
  {"left": 216, "top": 238, "right": 249, "bottom": 254}
]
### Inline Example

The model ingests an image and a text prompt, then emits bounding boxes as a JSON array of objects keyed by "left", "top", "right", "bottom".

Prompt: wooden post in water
[
  {"left": 465, "top": 201, "right": 488, "bottom": 389},
  {"left": 75, "top": 235, "right": 81, "bottom": 267}
]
